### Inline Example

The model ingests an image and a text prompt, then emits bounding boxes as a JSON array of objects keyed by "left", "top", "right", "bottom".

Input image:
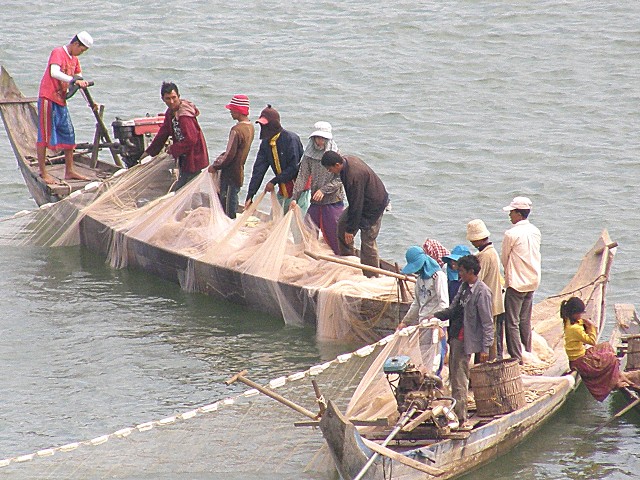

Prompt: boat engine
[
  {"left": 112, "top": 114, "right": 165, "bottom": 168},
  {"left": 383, "top": 355, "right": 458, "bottom": 431}
]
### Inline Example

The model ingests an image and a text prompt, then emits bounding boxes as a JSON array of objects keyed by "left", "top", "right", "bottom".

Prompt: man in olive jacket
[{"left": 321, "top": 151, "right": 388, "bottom": 276}]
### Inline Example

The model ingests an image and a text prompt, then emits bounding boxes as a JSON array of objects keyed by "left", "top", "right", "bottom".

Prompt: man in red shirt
[
  {"left": 140, "top": 82, "right": 209, "bottom": 191},
  {"left": 37, "top": 31, "right": 93, "bottom": 184}
]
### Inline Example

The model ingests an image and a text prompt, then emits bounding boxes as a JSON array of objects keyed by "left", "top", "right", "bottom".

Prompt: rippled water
[{"left": 1, "top": 1, "right": 639, "bottom": 478}]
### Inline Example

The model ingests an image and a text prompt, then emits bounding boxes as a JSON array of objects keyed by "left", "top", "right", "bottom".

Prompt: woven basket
[
  {"left": 470, "top": 358, "right": 526, "bottom": 416},
  {"left": 626, "top": 334, "right": 640, "bottom": 371}
]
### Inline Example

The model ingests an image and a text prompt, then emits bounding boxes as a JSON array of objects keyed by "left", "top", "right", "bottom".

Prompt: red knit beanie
[{"left": 225, "top": 94, "right": 250, "bottom": 116}]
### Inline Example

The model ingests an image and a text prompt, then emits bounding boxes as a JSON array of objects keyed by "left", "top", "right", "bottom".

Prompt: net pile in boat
[{"left": 0, "top": 153, "right": 405, "bottom": 342}]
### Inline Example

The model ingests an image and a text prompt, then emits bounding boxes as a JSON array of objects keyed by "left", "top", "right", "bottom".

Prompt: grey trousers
[
  {"left": 490, "top": 313, "right": 506, "bottom": 360},
  {"left": 504, "top": 288, "right": 534, "bottom": 363},
  {"left": 337, "top": 209, "right": 382, "bottom": 277},
  {"left": 449, "top": 337, "right": 470, "bottom": 422}
]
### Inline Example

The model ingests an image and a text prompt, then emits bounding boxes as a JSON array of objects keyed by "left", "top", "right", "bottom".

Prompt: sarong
[
  {"left": 307, "top": 201, "right": 344, "bottom": 255},
  {"left": 570, "top": 343, "right": 622, "bottom": 402},
  {"left": 37, "top": 98, "right": 76, "bottom": 149}
]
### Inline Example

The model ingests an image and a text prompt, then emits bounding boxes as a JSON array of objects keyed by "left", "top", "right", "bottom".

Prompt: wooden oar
[
  {"left": 360, "top": 437, "right": 445, "bottom": 476},
  {"left": 591, "top": 389, "right": 640, "bottom": 434},
  {"left": 353, "top": 406, "right": 418, "bottom": 480},
  {"left": 304, "top": 250, "right": 416, "bottom": 283},
  {"left": 225, "top": 370, "right": 319, "bottom": 420}
]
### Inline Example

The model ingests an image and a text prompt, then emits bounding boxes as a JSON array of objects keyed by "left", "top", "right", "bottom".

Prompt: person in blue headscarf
[
  {"left": 397, "top": 246, "right": 450, "bottom": 330},
  {"left": 441, "top": 244, "right": 472, "bottom": 300},
  {"left": 397, "top": 245, "right": 450, "bottom": 377}
]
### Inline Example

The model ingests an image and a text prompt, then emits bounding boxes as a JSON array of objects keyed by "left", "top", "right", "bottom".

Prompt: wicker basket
[
  {"left": 470, "top": 358, "right": 526, "bottom": 416},
  {"left": 626, "top": 335, "right": 640, "bottom": 371}
]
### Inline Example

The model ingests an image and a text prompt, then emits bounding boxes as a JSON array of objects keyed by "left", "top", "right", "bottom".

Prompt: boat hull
[
  {"left": 611, "top": 304, "right": 640, "bottom": 408},
  {"left": 79, "top": 214, "right": 408, "bottom": 332},
  {"left": 321, "top": 376, "right": 575, "bottom": 480}
]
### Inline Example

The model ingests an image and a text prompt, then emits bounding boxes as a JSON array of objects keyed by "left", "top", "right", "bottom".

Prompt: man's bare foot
[
  {"left": 40, "top": 172, "right": 58, "bottom": 184},
  {"left": 64, "top": 170, "right": 90, "bottom": 181}
]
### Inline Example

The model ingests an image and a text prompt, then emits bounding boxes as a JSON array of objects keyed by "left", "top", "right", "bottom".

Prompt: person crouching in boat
[
  {"left": 562, "top": 297, "right": 640, "bottom": 400},
  {"left": 140, "top": 82, "right": 209, "bottom": 191}
]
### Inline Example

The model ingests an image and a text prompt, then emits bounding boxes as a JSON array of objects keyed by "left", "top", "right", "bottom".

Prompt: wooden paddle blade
[{"left": 591, "top": 395, "right": 640, "bottom": 434}]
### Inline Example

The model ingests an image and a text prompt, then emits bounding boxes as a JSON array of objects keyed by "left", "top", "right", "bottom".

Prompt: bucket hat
[
  {"left": 309, "top": 121, "right": 333, "bottom": 139},
  {"left": 226, "top": 94, "right": 250, "bottom": 116},
  {"left": 442, "top": 245, "right": 471, "bottom": 265},
  {"left": 401, "top": 246, "right": 428, "bottom": 274},
  {"left": 466, "top": 219, "right": 491, "bottom": 241}
]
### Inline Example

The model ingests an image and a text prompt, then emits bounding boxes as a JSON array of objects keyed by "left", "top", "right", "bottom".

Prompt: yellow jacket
[{"left": 564, "top": 318, "right": 597, "bottom": 361}]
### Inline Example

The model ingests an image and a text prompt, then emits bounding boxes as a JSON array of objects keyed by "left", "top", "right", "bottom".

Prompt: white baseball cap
[
  {"left": 503, "top": 196, "right": 532, "bottom": 212},
  {"left": 76, "top": 31, "right": 93, "bottom": 48}
]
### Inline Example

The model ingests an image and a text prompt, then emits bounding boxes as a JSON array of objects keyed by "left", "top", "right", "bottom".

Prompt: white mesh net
[
  {"left": 0, "top": 153, "right": 409, "bottom": 342},
  {"left": 0, "top": 232, "right": 612, "bottom": 478}
]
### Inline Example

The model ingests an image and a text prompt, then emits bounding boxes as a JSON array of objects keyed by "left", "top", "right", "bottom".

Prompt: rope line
[{"left": 0, "top": 323, "right": 414, "bottom": 469}]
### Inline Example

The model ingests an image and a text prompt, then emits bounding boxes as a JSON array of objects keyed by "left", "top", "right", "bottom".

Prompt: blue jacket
[{"left": 246, "top": 129, "right": 303, "bottom": 200}]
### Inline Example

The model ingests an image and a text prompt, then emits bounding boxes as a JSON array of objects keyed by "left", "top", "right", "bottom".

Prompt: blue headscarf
[
  {"left": 401, "top": 246, "right": 442, "bottom": 279},
  {"left": 420, "top": 254, "right": 442, "bottom": 279},
  {"left": 442, "top": 244, "right": 472, "bottom": 281}
]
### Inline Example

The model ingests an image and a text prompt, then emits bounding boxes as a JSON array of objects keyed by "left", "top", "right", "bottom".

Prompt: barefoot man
[{"left": 37, "top": 31, "right": 93, "bottom": 184}]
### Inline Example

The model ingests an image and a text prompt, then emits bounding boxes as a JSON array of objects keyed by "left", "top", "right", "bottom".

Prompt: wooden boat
[
  {"left": 77, "top": 196, "right": 412, "bottom": 339},
  {"left": 611, "top": 304, "right": 640, "bottom": 408},
  {"left": 318, "top": 231, "right": 616, "bottom": 479},
  {"left": 0, "top": 66, "right": 412, "bottom": 340},
  {"left": 0, "top": 66, "right": 123, "bottom": 206}
]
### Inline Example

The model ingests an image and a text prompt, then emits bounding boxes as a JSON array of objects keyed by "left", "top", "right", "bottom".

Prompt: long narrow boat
[
  {"left": 0, "top": 66, "right": 122, "bottom": 205},
  {"left": 0, "top": 66, "right": 412, "bottom": 341},
  {"left": 318, "top": 231, "right": 616, "bottom": 479},
  {"left": 611, "top": 304, "right": 640, "bottom": 408}
]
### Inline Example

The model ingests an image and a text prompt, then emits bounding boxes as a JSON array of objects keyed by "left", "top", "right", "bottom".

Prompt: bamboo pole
[
  {"left": 591, "top": 390, "right": 640, "bottom": 434},
  {"left": 225, "top": 370, "right": 319, "bottom": 420},
  {"left": 304, "top": 250, "right": 416, "bottom": 283}
]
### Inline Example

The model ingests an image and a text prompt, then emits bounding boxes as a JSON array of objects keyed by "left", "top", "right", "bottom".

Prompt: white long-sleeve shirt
[{"left": 501, "top": 219, "right": 541, "bottom": 293}]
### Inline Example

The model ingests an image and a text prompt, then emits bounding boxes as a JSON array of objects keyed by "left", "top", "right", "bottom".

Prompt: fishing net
[
  {"left": 0, "top": 316, "right": 567, "bottom": 479},
  {"left": 0, "top": 237, "right": 612, "bottom": 479},
  {"left": 0, "top": 152, "right": 407, "bottom": 342},
  {"left": 0, "top": 327, "right": 420, "bottom": 479}
]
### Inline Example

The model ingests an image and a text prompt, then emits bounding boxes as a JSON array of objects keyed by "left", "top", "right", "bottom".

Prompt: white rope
[{"left": 0, "top": 326, "right": 401, "bottom": 469}]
